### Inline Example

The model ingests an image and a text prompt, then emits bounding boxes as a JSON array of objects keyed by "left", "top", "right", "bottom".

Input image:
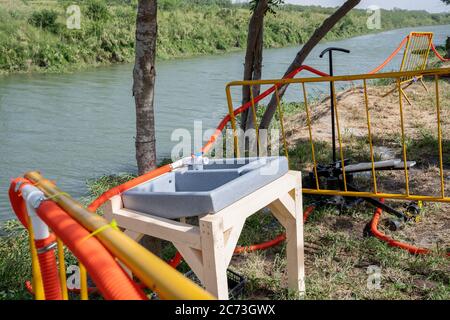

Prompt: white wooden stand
[{"left": 104, "top": 170, "right": 305, "bottom": 299}]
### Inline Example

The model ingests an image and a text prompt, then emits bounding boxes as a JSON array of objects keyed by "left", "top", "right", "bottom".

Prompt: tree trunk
[
  {"left": 133, "top": 0, "right": 158, "bottom": 176},
  {"left": 241, "top": 0, "right": 268, "bottom": 131},
  {"left": 259, "top": 0, "right": 361, "bottom": 129},
  {"left": 133, "top": 0, "right": 161, "bottom": 256},
  {"left": 446, "top": 36, "right": 450, "bottom": 58}
]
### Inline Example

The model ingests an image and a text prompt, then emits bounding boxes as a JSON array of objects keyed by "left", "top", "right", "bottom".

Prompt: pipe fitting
[
  {"left": 36, "top": 242, "right": 57, "bottom": 254},
  {"left": 21, "top": 185, "right": 49, "bottom": 240},
  {"left": 170, "top": 154, "right": 209, "bottom": 170}
]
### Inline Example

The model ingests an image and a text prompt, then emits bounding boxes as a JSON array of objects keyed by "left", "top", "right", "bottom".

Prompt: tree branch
[{"left": 259, "top": 0, "right": 361, "bottom": 129}]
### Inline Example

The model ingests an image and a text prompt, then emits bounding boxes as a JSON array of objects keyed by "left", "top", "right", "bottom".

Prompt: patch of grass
[
  {"left": 288, "top": 140, "right": 332, "bottom": 171},
  {"left": 405, "top": 128, "right": 450, "bottom": 167},
  {"left": 0, "top": 220, "right": 32, "bottom": 300},
  {"left": 85, "top": 173, "right": 136, "bottom": 199}
]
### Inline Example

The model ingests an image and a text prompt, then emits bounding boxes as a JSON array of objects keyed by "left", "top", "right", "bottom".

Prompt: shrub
[
  {"left": 28, "top": 9, "right": 59, "bottom": 33},
  {"left": 85, "top": 0, "right": 109, "bottom": 21}
]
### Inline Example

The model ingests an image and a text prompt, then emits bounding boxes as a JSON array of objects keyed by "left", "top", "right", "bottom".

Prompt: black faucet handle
[{"left": 319, "top": 47, "right": 351, "bottom": 58}]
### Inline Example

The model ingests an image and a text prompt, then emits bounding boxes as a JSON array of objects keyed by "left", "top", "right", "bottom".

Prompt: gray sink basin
[{"left": 121, "top": 157, "right": 289, "bottom": 219}]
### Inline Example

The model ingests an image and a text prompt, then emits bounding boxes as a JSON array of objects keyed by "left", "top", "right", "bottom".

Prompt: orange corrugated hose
[
  {"left": 368, "top": 36, "right": 409, "bottom": 74},
  {"left": 34, "top": 235, "right": 62, "bottom": 300},
  {"left": 170, "top": 206, "right": 316, "bottom": 268},
  {"left": 431, "top": 43, "right": 450, "bottom": 62},
  {"left": 9, "top": 178, "right": 62, "bottom": 300},
  {"left": 9, "top": 178, "right": 148, "bottom": 300},
  {"left": 36, "top": 200, "right": 148, "bottom": 300},
  {"left": 370, "top": 199, "right": 450, "bottom": 257},
  {"left": 8, "top": 178, "right": 31, "bottom": 228},
  {"left": 88, "top": 164, "right": 172, "bottom": 213},
  {"left": 368, "top": 36, "right": 449, "bottom": 74},
  {"left": 233, "top": 205, "right": 315, "bottom": 254}
]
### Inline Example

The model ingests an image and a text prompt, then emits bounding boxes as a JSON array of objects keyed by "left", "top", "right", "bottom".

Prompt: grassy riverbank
[{"left": 1, "top": 0, "right": 450, "bottom": 73}]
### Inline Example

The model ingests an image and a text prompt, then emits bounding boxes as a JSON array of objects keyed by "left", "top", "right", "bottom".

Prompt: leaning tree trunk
[
  {"left": 133, "top": 0, "right": 158, "bottom": 176},
  {"left": 259, "top": 0, "right": 361, "bottom": 129},
  {"left": 241, "top": 0, "right": 268, "bottom": 131},
  {"left": 132, "top": 0, "right": 161, "bottom": 256},
  {"left": 446, "top": 36, "right": 450, "bottom": 58}
]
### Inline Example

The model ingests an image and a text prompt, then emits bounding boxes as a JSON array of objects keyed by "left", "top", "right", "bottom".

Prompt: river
[{"left": 0, "top": 24, "right": 449, "bottom": 220}]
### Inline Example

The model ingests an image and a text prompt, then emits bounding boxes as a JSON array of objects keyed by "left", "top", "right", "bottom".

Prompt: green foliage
[
  {"left": 84, "top": 0, "right": 109, "bottom": 21},
  {"left": 1, "top": 1, "right": 450, "bottom": 73},
  {"left": 250, "top": 0, "right": 285, "bottom": 15},
  {"left": 158, "top": 0, "right": 183, "bottom": 10},
  {"left": 28, "top": 9, "right": 60, "bottom": 33},
  {"left": 159, "top": 0, "right": 232, "bottom": 10},
  {"left": 0, "top": 221, "right": 32, "bottom": 300},
  {"left": 86, "top": 173, "right": 136, "bottom": 198}
]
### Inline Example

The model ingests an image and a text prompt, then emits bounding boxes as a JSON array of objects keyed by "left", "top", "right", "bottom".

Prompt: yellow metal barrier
[
  {"left": 25, "top": 171, "right": 215, "bottom": 300},
  {"left": 225, "top": 67, "right": 450, "bottom": 203},
  {"left": 385, "top": 32, "right": 434, "bottom": 104},
  {"left": 228, "top": 84, "right": 291, "bottom": 159}
]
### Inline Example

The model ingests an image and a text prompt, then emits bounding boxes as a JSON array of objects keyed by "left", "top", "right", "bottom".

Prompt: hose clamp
[
  {"left": 30, "top": 194, "right": 45, "bottom": 209},
  {"left": 14, "top": 180, "right": 24, "bottom": 193},
  {"left": 36, "top": 241, "right": 57, "bottom": 254}
]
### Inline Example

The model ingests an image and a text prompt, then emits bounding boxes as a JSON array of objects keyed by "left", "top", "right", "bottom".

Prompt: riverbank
[{"left": 1, "top": 0, "right": 450, "bottom": 74}]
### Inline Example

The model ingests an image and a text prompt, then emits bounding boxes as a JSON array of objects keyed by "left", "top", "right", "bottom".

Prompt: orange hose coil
[
  {"left": 9, "top": 178, "right": 148, "bottom": 300},
  {"left": 36, "top": 200, "right": 148, "bottom": 300},
  {"left": 370, "top": 199, "right": 450, "bottom": 257},
  {"left": 431, "top": 43, "right": 450, "bottom": 62},
  {"left": 34, "top": 235, "right": 62, "bottom": 300}
]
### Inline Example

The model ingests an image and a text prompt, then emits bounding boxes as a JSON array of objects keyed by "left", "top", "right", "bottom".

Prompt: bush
[
  {"left": 28, "top": 9, "right": 59, "bottom": 33},
  {"left": 85, "top": 0, "right": 109, "bottom": 21}
]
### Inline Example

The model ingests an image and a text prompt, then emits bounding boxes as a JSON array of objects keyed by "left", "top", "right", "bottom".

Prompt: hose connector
[{"left": 170, "top": 153, "right": 209, "bottom": 171}]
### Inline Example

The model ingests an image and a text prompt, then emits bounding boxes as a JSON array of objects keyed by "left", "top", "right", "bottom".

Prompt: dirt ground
[{"left": 284, "top": 77, "right": 450, "bottom": 250}]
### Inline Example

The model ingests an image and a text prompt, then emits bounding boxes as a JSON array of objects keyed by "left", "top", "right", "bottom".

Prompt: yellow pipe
[
  {"left": 26, "top": 215, "right": 45, "bottom": 300},
  {"left": 363, "top": 79, "right": 378, "bottom": 194},
  {"left": 420, "top": 34, "right": 433, "bottom": 72},
  {"left": 249, "top": 86, "right": 261, "bottom": 154},
  {"left": 302, "top": 83, "right": 320, "bottom": 190},
  {"left": 79, "top": 263, "right": 88, "bottom": 300},
  {"left": 303, "top": 188, "right": 450, "bottom": 203},
  {"left": 225, "top": 86, "right": 240, "bottom": 158},
  {"left": 399, "top": 33, "right": 411, "bottom": 74},
  {"left": 226, "top": 67, "right": 450, "bottom": 87},
  {"left": 24, "top": 171, "right": 215, "bottom": 300},
  {"left": 275, "top": 86, "right": 289, "bottom": 161},
  {"left": 397, "top": 79, "right": 410, "bottom": 196},
  {"left": 435, "top": 75, "right": 445, "bottom": 199},
  {"left": 56, "top": 238, "right": 69, "bottom": 300}
]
